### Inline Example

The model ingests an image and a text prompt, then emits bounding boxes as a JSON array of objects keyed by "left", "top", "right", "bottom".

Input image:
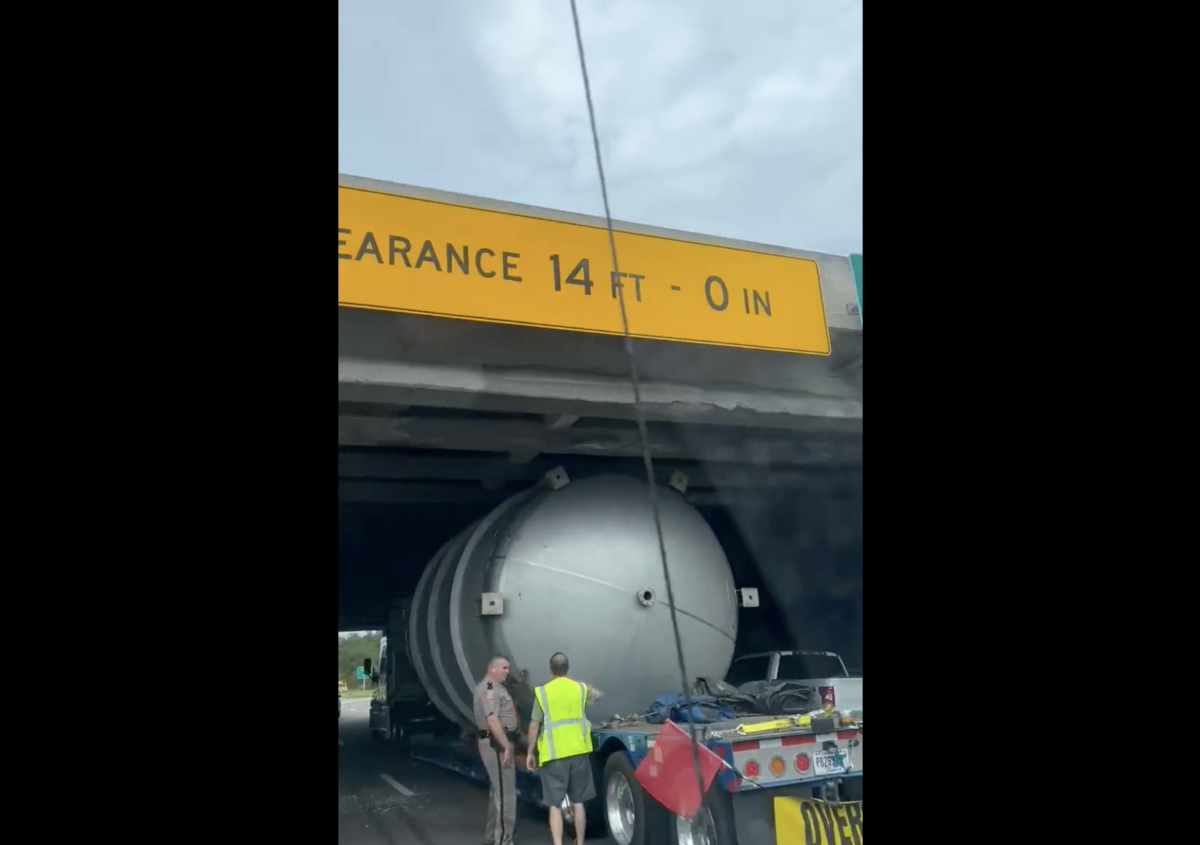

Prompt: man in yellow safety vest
[{"left": 525, "top": 652, "right": 604, "bottom": 845}]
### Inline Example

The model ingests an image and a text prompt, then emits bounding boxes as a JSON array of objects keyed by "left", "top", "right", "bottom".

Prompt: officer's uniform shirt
[{"left": 473, "top": 677, "right": 519, "bottom": 732}]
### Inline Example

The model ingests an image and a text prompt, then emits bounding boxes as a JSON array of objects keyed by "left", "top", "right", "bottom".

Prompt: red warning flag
[{"left": 633, "top": 720, "right": 725, "bottom": 819}]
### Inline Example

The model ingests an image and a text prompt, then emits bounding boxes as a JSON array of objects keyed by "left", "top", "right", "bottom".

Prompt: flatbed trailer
[{"left": 405, "top": 713, "right": 863, "bottom": 845}]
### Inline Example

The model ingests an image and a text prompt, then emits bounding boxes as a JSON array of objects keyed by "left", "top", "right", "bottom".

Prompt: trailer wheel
[
  {"left": 580, "top": 756, "right": 606, "bottom": 839},
  {"left": 390, "top": 720, "right": 412, "bottom": 754},
  {"left": 603, "top": 752, "right": 668, "bottom": 845},
  {"left": 560, "top": 769, "right": 606, "bottom": 840},
  {"left": 561, "top": 792, "right": 605, "bottom": 841},
  {"left": 672, "top": 786, "right": 736, "bottom": 845}
]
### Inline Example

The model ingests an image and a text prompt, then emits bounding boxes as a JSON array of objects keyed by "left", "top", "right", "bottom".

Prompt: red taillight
[
  {"left": 795, "top": 753, "right": 810, "bottom": 773},
  {"left": 819, "top": 686, "right": 836, "bottom": 707},
  {"left": 743, "top": 760, "right": 760, "bottom": 778}
]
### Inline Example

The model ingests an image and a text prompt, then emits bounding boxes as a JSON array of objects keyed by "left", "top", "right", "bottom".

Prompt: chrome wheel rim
[
  {"left": 606, "top": 772, "right": 636, "bottom": 845},
  {"left": 676, "top": 806, "right": 716, "bottom": 845}
]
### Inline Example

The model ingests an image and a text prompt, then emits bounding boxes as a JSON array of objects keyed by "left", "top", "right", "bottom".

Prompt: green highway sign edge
[{"left": 849, "top": 253, "right": 862, "bottom": 324}]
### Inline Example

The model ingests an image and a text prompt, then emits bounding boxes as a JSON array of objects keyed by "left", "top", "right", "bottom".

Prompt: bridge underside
[{"left": 337, "top": 309, "right": 862, "bottom": 663}]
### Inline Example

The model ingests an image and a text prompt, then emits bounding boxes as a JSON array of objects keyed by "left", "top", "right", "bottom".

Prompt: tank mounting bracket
[
  {"left": 480, "top": 593, "right": 505, "bottom": 616},
  {"left": 544, "top": 466, "right": 570, "bottom": 490},
  {"left": 668, "top": 471, "right": 689, "bottom": 494},
  {"left": 738, "top": 588, "right": 760, "bottom": 608}
]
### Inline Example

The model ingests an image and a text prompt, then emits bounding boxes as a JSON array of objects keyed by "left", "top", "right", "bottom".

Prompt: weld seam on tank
[
  {"left": 415, "top": 524, "right": 478, "bottom": 725},
  {"left": 426, "top": 527, "right": 476, "bottom": 725},
  {"left": 668, "top": 605, "right": 739, "bottom": 642},
  {"left": 406, "top": 540, "right": 442, "bottom": 698},
  {"left": 407, "top": 539, "right": 459, "bottom": 723}
]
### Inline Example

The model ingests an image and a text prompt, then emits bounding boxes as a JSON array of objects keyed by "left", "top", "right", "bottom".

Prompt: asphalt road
[{"left": 338, "top": 697, "right": 617, "bottom": 845}]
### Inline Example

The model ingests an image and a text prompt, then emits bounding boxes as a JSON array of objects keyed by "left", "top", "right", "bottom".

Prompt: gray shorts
[{"left": 539, "top": 754, "right": 596, "bottom": 807}]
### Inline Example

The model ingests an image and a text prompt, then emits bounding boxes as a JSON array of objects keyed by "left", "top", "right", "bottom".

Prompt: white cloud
[{"left": 338, "top": 0, "right": 862, "bottom": 255}]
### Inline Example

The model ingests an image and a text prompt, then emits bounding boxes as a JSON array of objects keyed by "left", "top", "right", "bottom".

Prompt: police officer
[
  {"left": 525, "top": 652, "right": 604, "bottom": 845},
  {"left": 474, "top": 655, "right": 519, "bottom": 845}
]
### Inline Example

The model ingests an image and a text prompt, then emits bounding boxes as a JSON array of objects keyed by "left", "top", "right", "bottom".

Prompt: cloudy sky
[{"left": 338, "top": 0, "right": 862, "bottom": 257}]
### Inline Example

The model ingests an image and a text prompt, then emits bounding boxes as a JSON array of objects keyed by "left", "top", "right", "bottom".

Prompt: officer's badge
[{"left": 486, "top": 689, "right": 494, "bottom": 700}]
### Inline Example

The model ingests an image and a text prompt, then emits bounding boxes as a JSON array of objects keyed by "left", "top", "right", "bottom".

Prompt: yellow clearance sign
[
  {"left": 774, "top": 797, "right": 863, "bottom": 844},
  {"left": 338, "top": 186, "right": 830, "bottom": 355}
]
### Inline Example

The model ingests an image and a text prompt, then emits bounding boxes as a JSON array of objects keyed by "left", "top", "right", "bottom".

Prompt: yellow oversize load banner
[
  {"left": 774, "top": 796, "right": 863, "bottom": 844},
  {"left": 338, "top": 186, "right": 830, "bottom": 355}
]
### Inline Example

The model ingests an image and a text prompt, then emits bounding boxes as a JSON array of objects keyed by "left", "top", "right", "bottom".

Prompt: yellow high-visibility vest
[{"left": 534, "top": 677, "right": 593, "bottom": 762}]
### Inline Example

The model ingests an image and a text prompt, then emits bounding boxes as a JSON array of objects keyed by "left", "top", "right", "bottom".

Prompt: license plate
[{"left": 813, "top": 749, "right": 847, "bottom": 776}]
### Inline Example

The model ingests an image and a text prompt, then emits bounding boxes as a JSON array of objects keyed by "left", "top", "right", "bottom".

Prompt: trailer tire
[
  {"left": 580, "top": 757, "right": 606, "bottom": 839},
  {"left": 387, "top": 708, "right": 412, "bottom": 753},
  {"left": 602, "top": 751, "right": 668, "bottom": 845},
  {"left": 561, "top": 759, "right": 606, "bottom": 840},
  {"left": 672, "top": 785, "right": 736, "bottom": 845},
  {"left": 391, "top": 722, "right": 412, "bottom": 754}
]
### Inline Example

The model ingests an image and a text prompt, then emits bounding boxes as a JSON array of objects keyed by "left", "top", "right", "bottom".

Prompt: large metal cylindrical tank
[{"left": 407, "top": 473, "right": 739, "bottom": 727}]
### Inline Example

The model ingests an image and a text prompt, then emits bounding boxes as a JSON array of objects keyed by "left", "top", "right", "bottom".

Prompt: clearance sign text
[
  {"left": 774, "top": 796, "right": 863, "bottom": 844},
  {"left": 338, "top": 186, "right": 830, "bottom": 355}
]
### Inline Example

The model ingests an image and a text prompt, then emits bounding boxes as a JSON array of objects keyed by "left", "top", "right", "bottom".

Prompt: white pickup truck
[{"left": 726, "top": 650, "right": 863, "bottom": 716}]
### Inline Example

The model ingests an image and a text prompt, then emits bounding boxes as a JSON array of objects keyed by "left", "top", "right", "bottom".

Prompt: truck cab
[{"left": 368, "top": 608, "right": 456, "bottom": 747}]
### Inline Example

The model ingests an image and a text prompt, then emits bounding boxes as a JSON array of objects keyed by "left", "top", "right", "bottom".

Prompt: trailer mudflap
[{"left": 731, "top": 785, "right": 863, "bottom": 845}]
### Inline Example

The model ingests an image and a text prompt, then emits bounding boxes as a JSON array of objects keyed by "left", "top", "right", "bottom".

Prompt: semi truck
[{"left": 367, "top": 470, "right": 863, "bottom": 845}]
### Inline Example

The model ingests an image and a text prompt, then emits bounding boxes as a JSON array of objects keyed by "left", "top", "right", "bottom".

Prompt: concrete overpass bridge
[{"left": 337, "top": 176, "right": 862, "bottom": 660}]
